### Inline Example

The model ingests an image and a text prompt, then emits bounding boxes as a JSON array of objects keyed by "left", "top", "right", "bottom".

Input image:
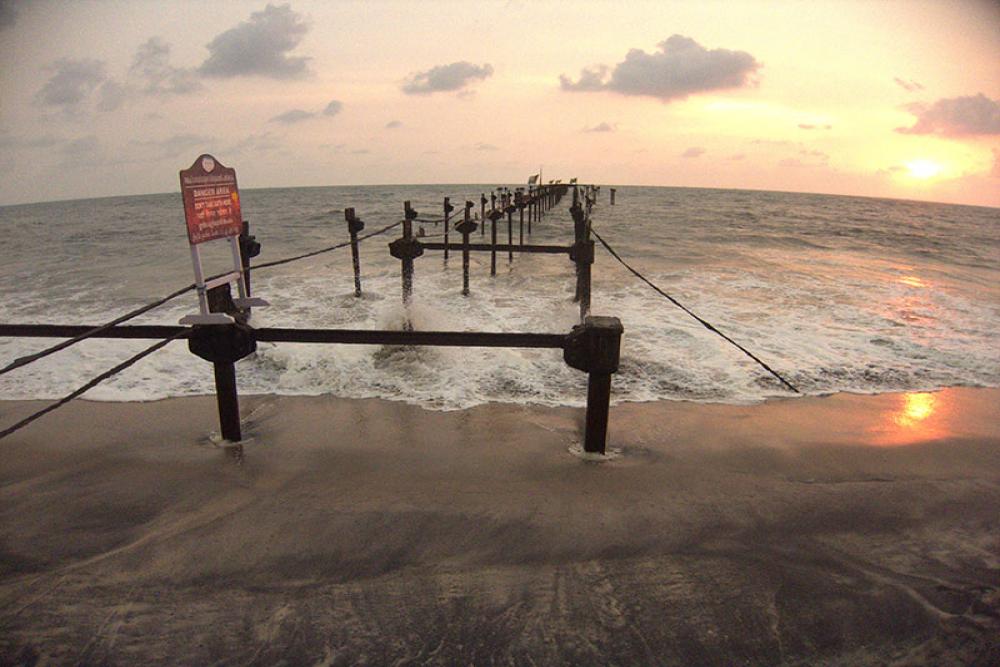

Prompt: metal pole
[
  {"left": 402, "top": 201, "right": 414, "bottom": 305},
  {"left": 443, "top": 197, "right": 452, "bottom": 262},
  {"left": 461, "top": 201, "right": 473, "bottom": 296},
  {"left": 506, "top": 198, "right": 513, "bottom": 264},
  {"left": 213, "top": 360, "right": 241, "bottom": 442},
  {"left": 490, "top": 208, "right": 498, "bottom": 277},
  {"left": 480, "top": 194, "right": 487, "bottom": 236},
  {"left": 345, "top": 208, "right": 363, "bottom": 297}
]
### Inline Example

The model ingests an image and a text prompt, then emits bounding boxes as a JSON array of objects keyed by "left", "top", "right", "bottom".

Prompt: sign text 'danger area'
[{"left": 180, "top": 154, "right": 243, "bottom": 245}]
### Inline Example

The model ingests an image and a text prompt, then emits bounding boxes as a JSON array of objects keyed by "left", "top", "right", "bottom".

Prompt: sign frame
[{"left": 178, "top": 154, "right": 267, "bottom": 325}]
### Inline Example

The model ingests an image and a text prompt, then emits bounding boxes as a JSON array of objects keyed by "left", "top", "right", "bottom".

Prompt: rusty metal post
[
  {"left": 480, "top": 194, "right": 487, "bottom": 236},
  {"left": 443, "top": 197, "right": 453, "bottom": 263},
  {"left": 563, "top": 316, "right": 623, "bottom": 455},
  {"left": 401, "top": 201, "right": 416, "bottom": 304},
  {"left": 457, "top": 201, "right": 477, "bottom": 296},
  {"left": 345, "top": 208, "right": 364, "bottom": 297},
  {"left": 517, "top": 191, "right": 525, "bottom": 245},
  {"left": 506, "top": 197, "right": 514, "bottom": 264},
  {"left": 489, "top": 207, "right": 499, "bottom": 276}
]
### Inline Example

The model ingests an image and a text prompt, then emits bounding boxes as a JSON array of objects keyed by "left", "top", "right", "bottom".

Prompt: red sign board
[{"left": 180, "top": 154, "right": 243, "bottom": 244}]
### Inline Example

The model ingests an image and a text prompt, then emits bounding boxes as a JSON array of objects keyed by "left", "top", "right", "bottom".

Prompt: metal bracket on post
[
  {"left": 188, "top": 320, "right": 257, "bottom": 444},
  {"left": 564, "top": 316, "right": 624, "bottom": 455},
  {"left": 455, "top": 201, "right": 477, "bottom": 296}
]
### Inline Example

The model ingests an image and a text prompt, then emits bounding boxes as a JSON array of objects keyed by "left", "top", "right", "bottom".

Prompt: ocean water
[{"left": 1, "top": 185, "right": 998, "bottom": 409}]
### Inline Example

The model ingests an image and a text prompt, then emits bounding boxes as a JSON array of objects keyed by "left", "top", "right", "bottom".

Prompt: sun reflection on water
[{"left": 871, "top": 391, "right": 949, "bottom": 446}]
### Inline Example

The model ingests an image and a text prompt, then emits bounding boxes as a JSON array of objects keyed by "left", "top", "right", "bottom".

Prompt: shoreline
[{"left": 2, "top": 388, "right": 998, "bottom": 664}]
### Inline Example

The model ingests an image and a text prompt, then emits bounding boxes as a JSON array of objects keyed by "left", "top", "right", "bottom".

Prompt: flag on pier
[{"left": 527, "top": 174, "right": 539, "bottom": 185}]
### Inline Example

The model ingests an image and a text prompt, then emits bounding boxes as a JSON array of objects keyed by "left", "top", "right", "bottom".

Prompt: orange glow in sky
[{"left": 0, "top": 0, "right": 997, "bottom": 206}]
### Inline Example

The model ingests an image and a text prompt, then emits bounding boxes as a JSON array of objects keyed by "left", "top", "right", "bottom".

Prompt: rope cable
[
  {"left": 0, "top": 330, "right": 189, "bottom": 441},
  {"left": 590, "top": 226, "right": 800, "bottom": 394}
]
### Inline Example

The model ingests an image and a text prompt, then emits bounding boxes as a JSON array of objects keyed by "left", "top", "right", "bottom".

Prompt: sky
[{"left": 1, "top": 0, "right": 998, "bottom": 207}]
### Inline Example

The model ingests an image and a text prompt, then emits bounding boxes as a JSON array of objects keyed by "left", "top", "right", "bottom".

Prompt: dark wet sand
[{"left": 1, "top": 388, "right": 998, "bottom": 665}]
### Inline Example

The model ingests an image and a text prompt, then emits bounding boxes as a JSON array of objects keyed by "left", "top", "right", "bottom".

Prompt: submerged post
[
  {"left": 188, "top": 314, "right": 257, "bottom": 444},
  {"left": 480, "top": 194, "right": 487, "bottom": 236},
  {"left": 610, "top": 187, "right": 616, "bottom": 205},
  {"left": 388, "top": 201, "right": 423, "bottom": 309},
  {"left": 443, "top": 197, "right": 454, "bottom": 262},
  {"left": 516, "top": 190, "right": 525, "bottom": 245},
  {"left": 345, "top": 207, "right": 364, "bottom": 297},
  {"left": 570, "top": 202, "right": 594, "bottom": 320},
  {"left": 505, "top": 197, "right": 515, "bottom": 264},
  {"left": 456, "top": 201, "right": 477, "bottom": 296},
  {"left": 488, "top": 207, "right": 502, "bottom": 276},
  {"left": 564, "top": 316, "right": 623, "bottom": 455}
]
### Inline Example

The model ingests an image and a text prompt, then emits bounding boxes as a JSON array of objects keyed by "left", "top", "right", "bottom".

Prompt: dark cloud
[
  {"left": 401, "top": 62, "right": 493, "bottom": 95},
  {"left": 0, "top": 133, "right": 60, "bottom": 149},
  {"left": 130, "top": 37, "right": 201, "bottom": 95},
  {"left": 385, "top": 120, "right": 402, "bottom": 129},
  {"left": 559, "top": 66, "right": 608, "bottom": 92},
  {"left": 798, "top": 123, "right": 832, "bottom": 130},
  {"left": 896, "top": 94, "right": 1000, "bottom": 136},
  {"left": 560, "top": 35, "right": 760, "bottom": 102},
  {"left": 583, "top": 122, "right": 615, "bottom": 132},
  {"left": 0, "top": 0, "right": 18, "bottom": 29},
  {"left": 96, "top": 80, "right": 126, "bottom": 112},
  {"left": 893, "top": 77, "right": 924, "bottom": 92},
  {"left": 270, "top": 109, "right": 315, "bottom": 124},
  {"left": 681, "top": 147, "right": 705, "bottom": 158},
  {"left": 323, "top": 100, "right": 343, "bottom": 116},
  {"left": 35, "top": 58, "right": 107, "bottom": 111},
  {"left": 199, "top": 3, "right": 311, "bottom": 79}
]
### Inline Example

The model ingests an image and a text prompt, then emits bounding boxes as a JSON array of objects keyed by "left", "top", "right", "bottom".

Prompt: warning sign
[{"left": 180, "top": 154, "right": 243, "bottom": 244}]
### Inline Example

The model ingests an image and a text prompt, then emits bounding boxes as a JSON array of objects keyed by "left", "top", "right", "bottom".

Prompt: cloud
[
  {"left": 351, "top": 148, "right": 370, "bottom": 155},
  {"left": 993, "top": 149, "right": 1000, "bottom": 179},
  {"left": 96, "top": 80, "right": 126, "bottom": 112},
  {"left": 559, "top": 66, "right": 608, "bottom": 92},
  {"left": 799, "top": 148, "right": 829, "bottom": 162},
  {"left": 323, "top": 99, "right": 343, "bottom": 116},
  {"left": 199, "top": 3, "right": 311, "bottom": 79},
  {"left": 896, "top": 94, "right": 1000, "bottom": 136},
  {"left": 59, "top": 135, "right": 102, "bottom": 165},
  {"left": 0, "top": 133, "right": 60, "bottom": 149},
  {"left": 269, "top": 109, "right": 315, "bottom": 124},
  {"left": 798, "top": 123, "right": 832, "bottom": 130},
  {"left": 130, "top": 37, "right": 201, "bottom": 95},
  {"left": 728, "top": 153, "right": 745, "bottom": 161},
  {"left": 0, "top": 0, "right": 18, "bottom": 29},
  {"left": 681, "top": 146, "right": 705, "bottom": 158},
  {"left": 474, "top": 142, "right": 498, "bottom": 151},
  {"left": 893, "top": 77, "right": 924, "bottom": 92},
  {"left": 583, "top": 122, "right": 615, "bottom": 132},
  {"left": 35, "top": 58, "right": 107, "bottom": 111},
  {"left": 401, "top": 61, "right": 493, "bottom": 95},
  {"left": 132, "top": 133, "right": 212, "bottom": 159},
  {"left": 559, "top": 35, "right": 760, "bottom": 102},
  {"left": 385, "top": 120, "right": 402, "bottom": 129},
  {"left": 228, "top": 132, "right": 283, "bottom": 155}
]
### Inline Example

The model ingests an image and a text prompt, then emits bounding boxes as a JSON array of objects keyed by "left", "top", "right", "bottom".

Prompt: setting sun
[{"left": 905, "top": 160, "right": 943, "bottom": 180}]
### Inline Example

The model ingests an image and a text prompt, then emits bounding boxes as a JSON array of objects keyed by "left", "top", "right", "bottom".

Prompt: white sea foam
[{"left": 1, "top": 186, "right": 998, "bottom": 408}]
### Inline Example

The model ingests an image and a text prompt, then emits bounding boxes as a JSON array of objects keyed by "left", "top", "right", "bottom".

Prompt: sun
[{"left": 905, "top": 159, "right": 943, "bottom": 180}]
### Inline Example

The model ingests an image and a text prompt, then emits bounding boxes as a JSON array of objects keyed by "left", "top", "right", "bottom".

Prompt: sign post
[{"left": 178, "top": 154, "right": 266, "bottom": 324}]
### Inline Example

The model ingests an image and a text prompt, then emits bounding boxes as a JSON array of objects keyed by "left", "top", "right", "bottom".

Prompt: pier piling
[{"left": 345, "top": 207, "right": 364, "bottom": 297}]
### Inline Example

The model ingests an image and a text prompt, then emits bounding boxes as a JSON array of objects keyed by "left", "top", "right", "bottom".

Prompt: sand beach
[{"left": 1, "top": 388, "right": 998, "bottom": 665}]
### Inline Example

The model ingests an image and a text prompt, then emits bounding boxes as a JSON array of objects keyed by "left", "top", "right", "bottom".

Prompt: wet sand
[{"left": 1, "top": 388, "right": 998, "bottom": 665}]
